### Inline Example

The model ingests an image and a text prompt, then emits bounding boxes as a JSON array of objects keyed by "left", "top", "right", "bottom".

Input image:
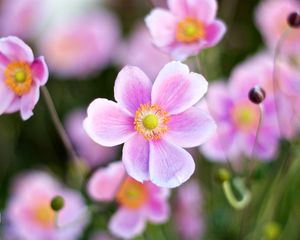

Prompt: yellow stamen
[
  {"left": 33, "top": 203, "right": 55, "bottom": 228},
  {"left": 116, "top": 177, "right": 148, "bottom": 209},
  {"left": 176, "top": 17, "right": 205, "bottom": 43},
  {"left": 134, "top": 103, "right": 170, "bottom": 140},
  {"left": 5, "top": 61, "right": 32, "bottom": 96},
  {"left": 231, "top": 102, "right": 259, "bottom": 131}
]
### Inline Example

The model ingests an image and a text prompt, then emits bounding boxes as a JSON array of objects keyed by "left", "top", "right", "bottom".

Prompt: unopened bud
[
  {"left": 215, "top": 168, "right": 231, "bottom": 184},
  {"left": 263, "top": 222, "right": 281, "bottom": 240},
  {"left": 288, "top": 12, "right": 300, "bottom": 28},
  {"left": 248, "top": 86, "right": 266, "bottom": 104},
  {"left": 51, "top": 195, "right": 65, "bottom": 212}
]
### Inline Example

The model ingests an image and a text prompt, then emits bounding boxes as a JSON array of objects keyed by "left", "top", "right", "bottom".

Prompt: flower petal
[
  {"left": 0, "top": 81, "right": 15, "bottom": 115},
  {"left": 122, "top": 133, "right": 150, "bottom": 182},
  {"left": 168, "top": 0, "right": 217, "bottom": 22},
  {"left": 164, "top": 107, "right": 216, "bottom": 148},
  {"left": 109, "top": 208, "right": 146, "bottom": 239},
  {"left": 114, "top": 66, "right": 152, "bottom": 115},
  {"left": 145, "top": 197, "right": 169, "bottom": 223},
  {"left": 170, "top": 41, "right": 205, "bottom": 61},
  {"left": 0, "top": 36, "right": 34, "bottom": 62},
  {"left": 0, "top": 52, "right": 9, "bottom": 71},
  {"left": 84, "top": 99, "right": 135, "bottom": 147},
  {"left": 145, "top": 9, "right": 177, "bottom": 48},
  {"left": 149, "top": 139, "right": 195, "bottom": 188},
  {"left": 87, "top": 162, "right": 126, "bottom": 201},
  {"left": 30, "top": 56, "right": 49, "bottom": 85},
  {"left": 20, "top": 83, "right": 39, "bottom": 120},
  {"left": 152, "top": 61, "right": 208, "bottom": 114},
  {"left": 5, "top": 97, "right": 20, "bottom": 114},
  {"left": 204, "top": 20, "right": 226, "bottom": 47}
]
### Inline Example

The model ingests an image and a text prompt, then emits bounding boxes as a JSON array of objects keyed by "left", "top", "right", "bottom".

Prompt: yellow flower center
[
  {"left": 5, "top": 61, "right": 32, "bottom": 96},
  {"left": 134, "top": 103, "right": 170, "bottom": 140},
  {"left": 231, "top": 102, "right": 259, "bottom": 132},
  {"left": 32, "top": 202, "right": 55, "bottom": 228},
  {"left": 116, "top": 177, "right": 148, "bottom": 209},
  {"left": 176, "top": 17, "right": 205, "bottom": 43}
]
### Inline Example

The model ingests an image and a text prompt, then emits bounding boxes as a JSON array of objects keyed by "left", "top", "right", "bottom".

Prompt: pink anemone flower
[
  {"left": 145, "top": 0, "right": 226, "bottom": 60},
  {"left": 5, "top": 171, "right": 89, "bottom": 240},
  {"left": 84, "top": 61, "right": 216, "bottom": 188},
  {"left": 87, "top": 162, "right": 170, "bottom": 239},
  {"left": 0, "top": 36, "right": 48, "bottom": 120},
  {"left": 201, "top": 54, "right": 295, "bottom": 163},
  {"left": 255, "top": 0, "right": 300, "bottom": 55}
]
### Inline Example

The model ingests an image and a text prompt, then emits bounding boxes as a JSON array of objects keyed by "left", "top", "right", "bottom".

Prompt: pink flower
[
  {"left": 5, "top": 171, "right": 89, "bottom": 240},
  {"left": 37, "top": 10, "right": 120, "bottom": 78},
  {"left": 65, "top": 109, "right": 118, "bottom": 167},
  {"left": 0, "top": 0, "right": 47, "bottom": 40},
  {"left": 145, "top": 0, "right": 226, "bottom": 60},
  {"left": 201, "top": 54, "right": 294, "bottom": 163},
  {"left": 255, "top": 0, "right": 300, "bottom": 55},
  {"left": 87, "top": 162, "right": 170, "bottom": 239},
  {"left": 116, "top": 23, "right": 171, "bottom": 80},
  {"left": 84, "top": 61, "right": 216, "bottom": 188},
  {"left": 174, "top": 180, "right": 204, "bottom": 240},
  {"left": 0, "top": 36, "right": 48, "bottom": 120}
]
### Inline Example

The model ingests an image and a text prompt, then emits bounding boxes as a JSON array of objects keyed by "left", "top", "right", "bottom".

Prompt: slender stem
[
  {"left": 272, "top": 27, "right": 292, "bottom": 136},
  {"left": 246, "top": 104, "right": 264, "bottom": 185},
  {"left": 41, "top": 86, "right": 84, "bottom": 185},
  {"left": 41, "top": 87, "right": 77, "bottom": 161}
]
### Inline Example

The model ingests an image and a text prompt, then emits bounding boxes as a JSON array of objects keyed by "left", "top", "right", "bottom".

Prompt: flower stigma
[
  {"left": 5, "top": 61, "right": 32, "bottom": 96},
  {"left": 176, "top": 17, "right": 205, "bottom": 43},
  {"left": 134, "top": 103, "right": 170, "bottom": 140}
]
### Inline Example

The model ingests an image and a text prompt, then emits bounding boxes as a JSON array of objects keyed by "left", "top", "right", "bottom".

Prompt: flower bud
[
  {"left": 248, "top": 86, "right": 266, "bottom": 104},
  {"left": 288, "top": 12, "right": 300, "bottom": 28},
  {"left": 263, "top": 222, "right": 281, "bottom": 240},
  {"left": 51, "top": 195, "right": 65, "bottom": 212},
  {"left": 215, "top": 168, "right": 231, "bottom": 184}
]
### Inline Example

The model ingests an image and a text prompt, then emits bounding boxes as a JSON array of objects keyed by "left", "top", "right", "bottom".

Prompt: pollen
[
  {"left": 116, "top": 177, "right": 148, "bottom": 209},
  {"left": 134, "top": 103, "right": 170, "bottom": 140},
  {"left": 5, "top": 61, "right": 32, "bottom": 96},
  {"left": 176, "top": 17, "right": 205, "bottom": 43}
]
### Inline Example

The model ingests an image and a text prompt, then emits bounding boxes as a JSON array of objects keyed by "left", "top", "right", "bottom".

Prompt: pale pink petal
[
  {"left": 0, "top": 52, "right": 9, "bottom": 71},
  {"left": 145, "top": 9, "right": 177, "bottom": 48},
  {"left": 188, "top": 0, "right": 217, "bottom": 23},
  {"left": 149, "top": 139, "right": 195, "bottom": 188},
  {"left": 164, "top": 107, "right": 216, "bottom": 148},
  {"left": 0, "top": 81, "right": 15, "bottom": 114},
  {"left": 170, "top": 41, "right": 205, "bottom": 61},
  {"left": 109, "top": 208, "right": 145, "bottom": 239},
  {"left": 145, "top": 197, "right": 169, "bottom": 223},
  {"left": 5, "top": 97, "right": 20, "bottom": 114},
  {"left": 204, "top": 20, "right": 226, "bottom": 47},
  {"left": 168, "top": 0, "right": 217, "bottom": 22},
  {"left": 206, "top": 81, "right": 233, "bottom": 119},
  {"left": 0, "top": 36, "right": 34, "bottom": 62},
  {"left": 167, "top": 0, "right": 188, "bottom": 18},
  {"left": 84, "top": 99, "right": 135, "bottom": 147},
  {"left": 20, "top": 83, "right": 39, "bottom": 120},
  {"left": 152, "top": 61, "right": 208, "bottom": 114},
  {"left": 30, "top": 56, "right": 48, "bottom": 85},
  {"left": 122, "top": 134, "right": 150, "bottom": 182},
  {"left": 114, "top": 66, "right": 152, "bottom": 115},
  {"left": 87, "top": 162, "right": 126, "bottom": 201}
]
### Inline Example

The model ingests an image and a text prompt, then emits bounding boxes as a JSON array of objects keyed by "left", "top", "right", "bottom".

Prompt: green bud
[
  {"left": 51, "top": 195, "right": 65, "bottom": 212},
  {"left": 263, "top": 222, "right": 281, "bottom": 240},
  {"left": 215, "top": 168, "right": 231, "bottom": 184}
]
